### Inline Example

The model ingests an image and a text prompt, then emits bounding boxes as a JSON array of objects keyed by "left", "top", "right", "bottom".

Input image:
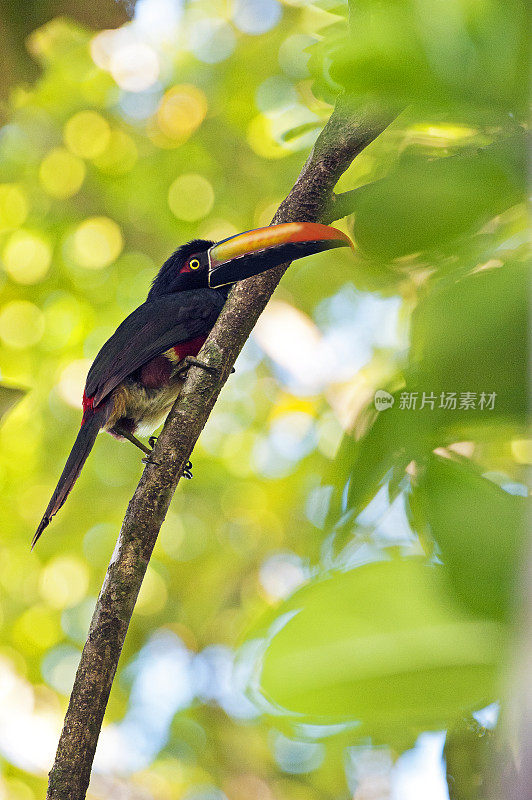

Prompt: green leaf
[
  {"left": 281, "top": 121, "right": 322, "bottom": 143},
  {"left": 415, "top": 454, "right": 528, "bottom": 621},
  {"left": 410, "top": 259, "right": 528, "bottom": 435},
  {"left": 349, "top": 135, "right": 526, "bottom": 262},
  {"left": 247, "top": 559, "right": 503, "bottom": 732}
]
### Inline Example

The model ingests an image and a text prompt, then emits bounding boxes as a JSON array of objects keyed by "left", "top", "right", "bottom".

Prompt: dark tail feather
[{"left": 32, "top": 409, "right": 106, "bottom": 548}]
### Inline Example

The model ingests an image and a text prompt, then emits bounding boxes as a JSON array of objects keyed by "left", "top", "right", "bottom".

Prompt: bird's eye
[{"left": 189, "top": 258, "right": 200, "bottom": 270}]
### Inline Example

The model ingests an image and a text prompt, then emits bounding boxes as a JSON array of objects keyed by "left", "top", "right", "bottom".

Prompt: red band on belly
[
  {"left": 140, "top": 355, "right": 173, "bottom": 388},
  {"left": 173, "top": 335, "right": 207, "bottom": 360}
]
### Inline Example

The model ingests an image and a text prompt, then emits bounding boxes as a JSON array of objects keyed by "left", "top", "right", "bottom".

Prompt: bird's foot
[
  {"left": 142, "top": 436, "right": 160, "bottom": 464},
  {"left": 142, "top": 436, "right": 160, "bottom": 466},
  {"left": 113, "top": 424, "right": 153, "bottom": 455},
  {"left": 174, "top": 356, "right": 221, "bottom": 380},
  {"left": 143, "top": 452, "right": 193, "bottom": 479}
]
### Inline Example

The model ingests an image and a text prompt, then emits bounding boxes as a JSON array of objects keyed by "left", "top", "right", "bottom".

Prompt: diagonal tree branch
[{"left": 45, "top": 96, "right": 398, "bottom": 800}]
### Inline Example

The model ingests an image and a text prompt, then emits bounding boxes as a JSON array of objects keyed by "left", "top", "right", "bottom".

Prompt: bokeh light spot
[
  {"left": 92, "top": 130, "right": 138, "bottom": 175},
  {"left": 3, "top": 778, "right": 35, "bottom": 800},
  {"left": 64, "top": 111, "right": 111, "bottom": 159},
  {"left": 136, "top": 567, "right": 168, "bottom": 615},
  {"left": 273, "top": 732, "right": 325, "bottom": 774},
  {"left": 0, "top": 184, "right": 28, "bottom": 231},
  {"left": 168, "top": 174, "right": 215, "bottom": 221},
  {"left": 39, "top": 148, "right": 86, "bottom": 199},
  {"left": 90, "top": 29, "right": 118, "bottom": 70},
  {"left": 41, "top": 645, "right": 80, "bottom": 695},
  {"left": 110, "top": 41, "right": 160, "bottom": 92},
  {"left": 198, "top": 218, "right": 239, "bottom": 242},
  {"left": 83, "top": 523, "right": 116, "bottom": 567},
  {"left": 233, "top": 0, "right": 281, "bottom": 35},
  {"left": 119, "top": 86, "right": 162, "bottom": 121},
  {"left": 72, "top": 216, "right": 123, "bottom": 269},
  {"left": 159, "top": 512, "right": 207, "bottom": 561},
  {"left": 254, "top": 198, "right": 282, "bottom": 228},
  {"left": 247, "top": 115, "right": 288, "bottom": 159},
  {"left": 184, "top": 788, "right": 228, "bottom": 800},
  {"left": 3, "top": 231, "right": 52, "bottom": 284},
  {"left": 278, "top": 34, "right": 313, "bottom": 79},
  {"left": 156, "top": 85, "right": 208, "bottom": 143},
  {"left": 61, "top": 598, "right": 96, "bottom": 644},
  {"left": 57, "top": 359, "right": 91, "bottom": 408},
  {"left": 189, "top": 18, "right": 236, "bottom": 64},
  {"left": 0, "top": 546, "right": 38, "bottom": 602},
  {"left": 13, "top": 605, "right": 61, "bottom": 651},
  {"left": 0, "top": 301, "right": 45, "bottom": 348},
  {"left": 43, "top": 295, "right": 85, "bottom": 351},
  {"left": 91, "top": 26, "right": 163, "bottom": 99},
  {"left": 511, "top": 439, "right": 532, "bottom": 464},
  {"left": 259, "top": 552, "right": 306, "bottom": 600},
  {"left": 255, "top": 75, "right": 297, "bottom": 113},
  {"left": 39, "top": 556, "right": 90, "bottom": 610},
  {"left": 134, "top": 0, "right": 183, "bottom": 44}
]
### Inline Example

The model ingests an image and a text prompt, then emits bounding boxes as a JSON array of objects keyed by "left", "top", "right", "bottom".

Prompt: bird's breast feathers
[{"left": 103, "top": 339, "right": 205, "bottom": 436}]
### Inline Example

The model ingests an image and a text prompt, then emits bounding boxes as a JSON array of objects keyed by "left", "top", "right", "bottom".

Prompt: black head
[
  {"left": 147, "top": 224, "right": 353, "bottom": 301},
  {"left": 148, "top": 239, "right": 214, "bottom": 299}
]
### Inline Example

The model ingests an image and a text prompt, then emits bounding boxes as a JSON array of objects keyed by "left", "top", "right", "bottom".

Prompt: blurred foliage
[
  {"left": 0, "top": 383, "right": 25, "bottom": 421},
  {"left": 308, "top": 0, "right": 528, "bottom": 115},
  {"left": 247, "top": 559, "right": 502, "bottom": 729},
  {"left": 444, "top": 718, "right": 495, "bottom": 800},
  {"left": 0, "top": 0, "right": 528, "bottom": 798},
  {"left": 347, "top": 134, "right": 525, "bottom": 262},
  {"left": 415, "top": 454, "right": 527, "bottom": 623}
]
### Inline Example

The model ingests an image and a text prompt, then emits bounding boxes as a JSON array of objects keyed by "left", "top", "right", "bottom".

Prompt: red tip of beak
[{"left": 279, "top": 222, "right": 354, "bottom": 250}]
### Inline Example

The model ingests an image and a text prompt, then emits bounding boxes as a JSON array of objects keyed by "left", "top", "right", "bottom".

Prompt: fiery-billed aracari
[{"left": 33, "top": 222, "right": 352, "bottom": 545}]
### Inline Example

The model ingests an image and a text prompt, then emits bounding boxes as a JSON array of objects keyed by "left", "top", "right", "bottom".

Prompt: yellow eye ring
[{"left": 189, "top": 258, "right": 200, "bottom": 270}]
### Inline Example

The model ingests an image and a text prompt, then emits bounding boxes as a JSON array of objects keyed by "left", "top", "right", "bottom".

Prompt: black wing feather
[{"left": 86, "top": 289, "right": 225, "bottom": 406}]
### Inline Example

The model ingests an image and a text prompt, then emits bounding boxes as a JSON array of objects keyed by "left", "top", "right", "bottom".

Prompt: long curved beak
[{"left": 207, "top": 222, "right": 353, "bottom": 288}]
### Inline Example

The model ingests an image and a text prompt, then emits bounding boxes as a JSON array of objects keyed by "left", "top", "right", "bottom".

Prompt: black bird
[{"left": 33, "top": 222, "right": 352, "bottom": 545}]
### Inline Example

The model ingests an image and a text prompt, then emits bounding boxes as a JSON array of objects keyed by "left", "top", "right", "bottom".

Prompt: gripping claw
[{"left": 174, "top": 356, "right": 221, "bottom": 380}]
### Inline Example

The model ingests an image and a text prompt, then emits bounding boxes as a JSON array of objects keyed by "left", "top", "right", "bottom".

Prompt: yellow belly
[{"left": 104, "top": 379, "right": 182, "bottom": 436}]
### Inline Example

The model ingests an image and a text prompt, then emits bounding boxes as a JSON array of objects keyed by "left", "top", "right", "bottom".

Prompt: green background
[{"left": 0, "top": 0, "right": 527, "bottom": 797}]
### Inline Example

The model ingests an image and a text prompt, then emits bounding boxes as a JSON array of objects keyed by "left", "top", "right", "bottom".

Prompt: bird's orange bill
[{"left": 207, "top": 222, "right": 353, "bottom": 288}]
